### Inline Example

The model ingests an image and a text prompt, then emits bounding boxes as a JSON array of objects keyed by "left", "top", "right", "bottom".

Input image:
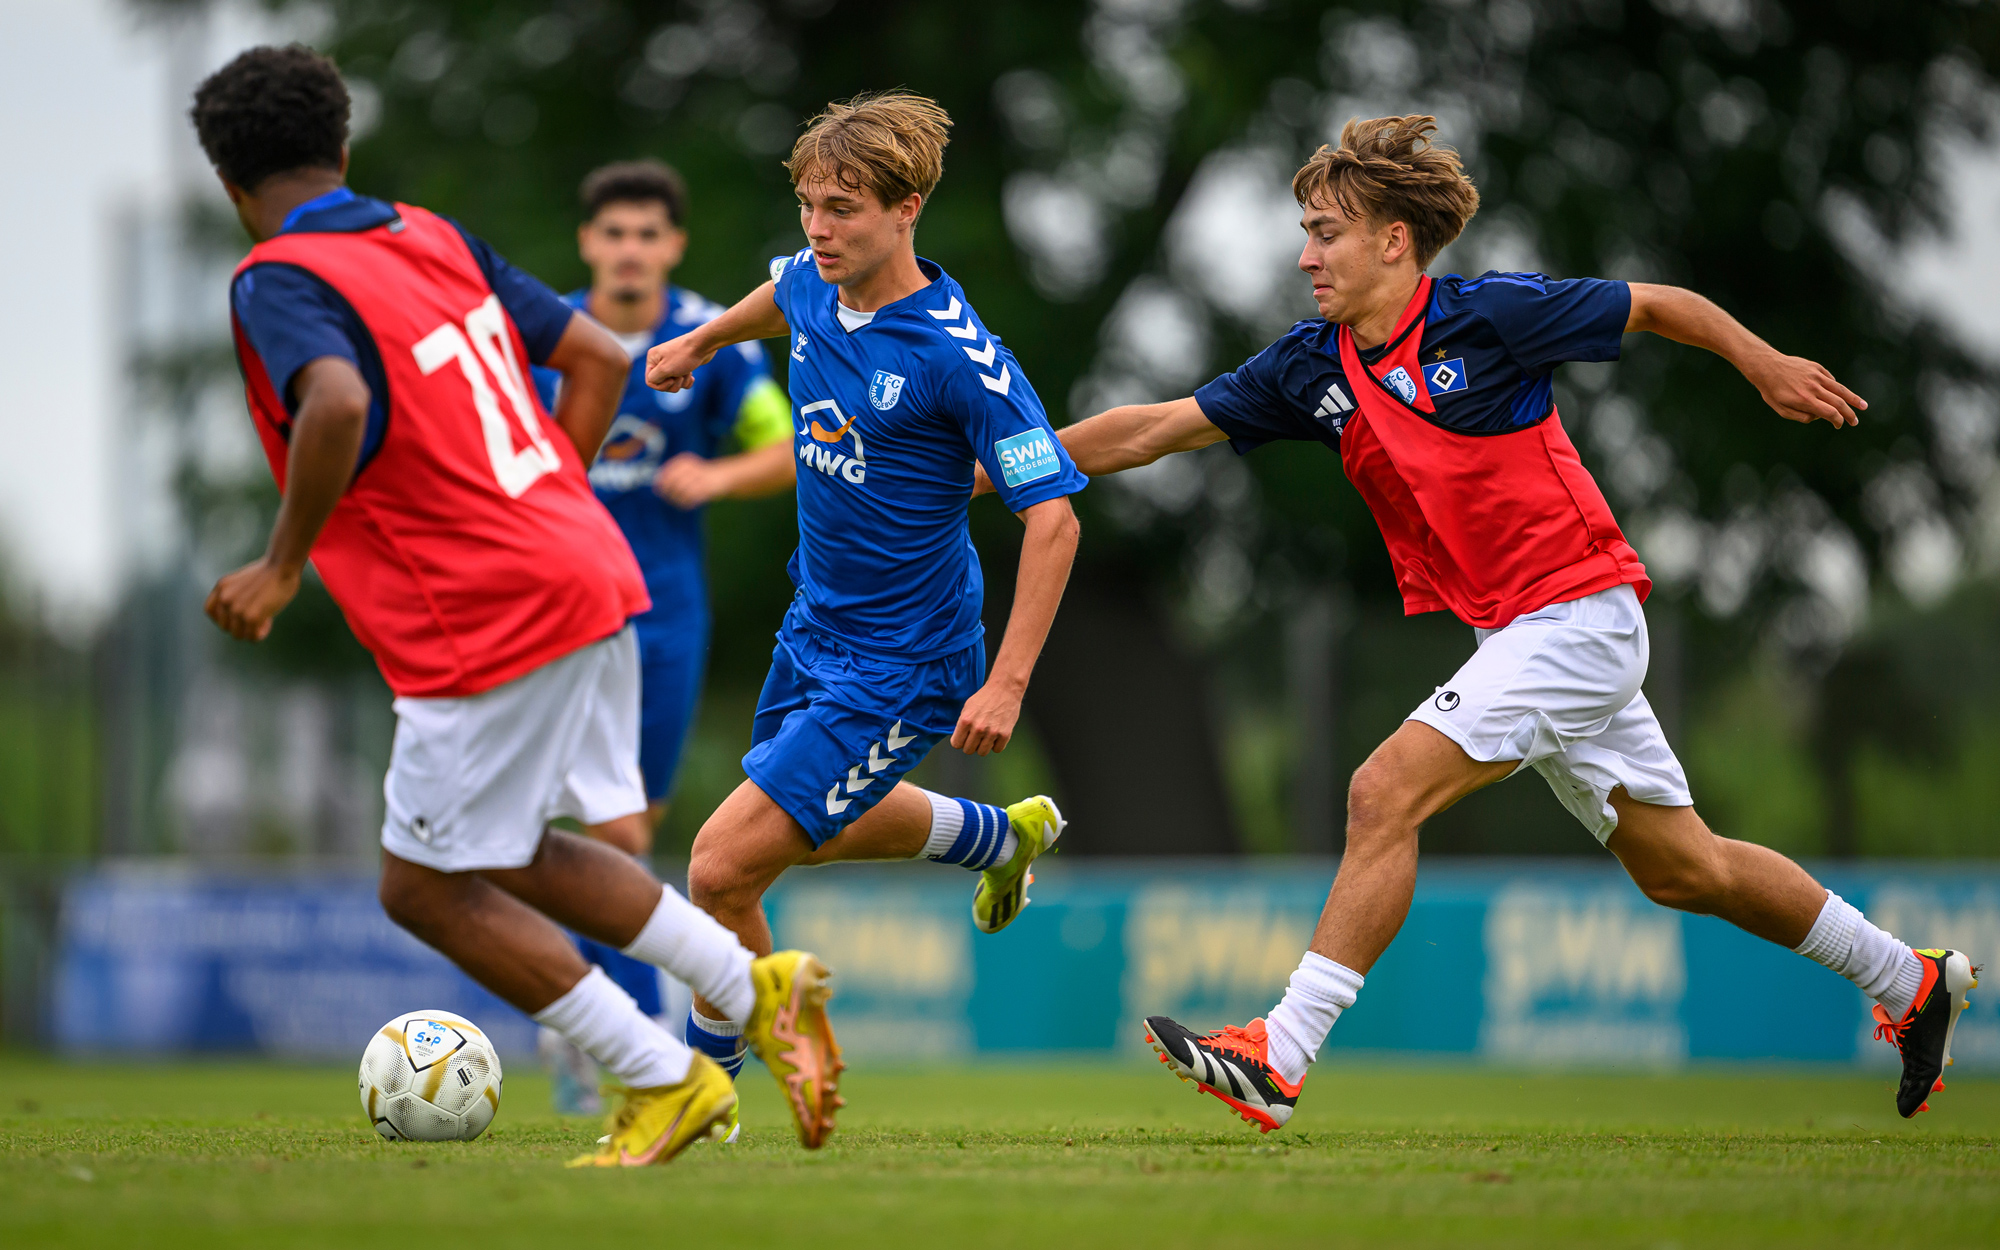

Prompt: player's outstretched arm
[
  {"left": 204, "top": 356, "right": 369, "bottom": 641},
  {"left": 543, "top": 311, "right": 631, "bottom": 462},
  {"left": 1626, "top": 283, "right": 1867, "bottom": 428},
  {"left": 951, "top": 496, "right": 1080, "bottom": 756},
  {"left": 971, "top": 397, "right": 1226, "bottom": 496},
  {"left": 646, "top": 280, "right": 789, "bottom": 393},
  {"left": 654, "top": 441, "right": 797, "bottom": 508}
]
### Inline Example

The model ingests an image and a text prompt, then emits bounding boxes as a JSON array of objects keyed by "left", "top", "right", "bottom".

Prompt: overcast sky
[
  {"left": 3, "top": 0, "right": 1999, "bottom": 632},
  {"left": 0, "top": 0, "right": 170, "bottom": 624}
]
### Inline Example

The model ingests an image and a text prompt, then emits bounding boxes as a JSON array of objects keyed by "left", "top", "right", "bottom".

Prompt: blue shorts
[
  {"left": 742, "top": 618, "right": 984, "bottom": 846},
  {"left": 634, "top": 611, "right": 708, "bottom": 802}
]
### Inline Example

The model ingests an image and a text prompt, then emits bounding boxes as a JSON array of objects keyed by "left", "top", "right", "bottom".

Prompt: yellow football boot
[
  {"left": 744, "top": 950, "right": 844, "bottom": 1148},
  {"left": 695, "top": 1099, "right": 741, "bottom": 1145},
  {"left": 564, "top": 1052, "right": 736, "bottom": 1167},
  {"left": 973, "top": 795, "right": 1065, "bottom": 935}
]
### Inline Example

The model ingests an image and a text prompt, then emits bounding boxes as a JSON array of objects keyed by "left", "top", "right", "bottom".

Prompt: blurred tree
[{"left": 151, "top": 0, "right": 2000, "bottom": 855}]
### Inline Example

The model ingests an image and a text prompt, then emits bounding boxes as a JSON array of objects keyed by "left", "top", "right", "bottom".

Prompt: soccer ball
[{"left": 358, "top": 1009, "right": 504, "bottom": 1142}]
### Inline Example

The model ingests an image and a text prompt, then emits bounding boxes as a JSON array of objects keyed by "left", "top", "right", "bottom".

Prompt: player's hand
[
  {"left": 1745, "top": 350, "right": 1867, "bottom": 429},
  {"left": 970, "top": 462, "right": 995, "bottom": 497},
  {"left": 654, "top": 452, "right": 726, "bottom": 509},
  {"left": 204, "top": 557, "right": 302, "bottom": 642},
  {"left": 645, "top": 336, "right": 716, "bottom": 393},
  {"left": 951, "top": 680, "right": 1022, "bottom": 756}
]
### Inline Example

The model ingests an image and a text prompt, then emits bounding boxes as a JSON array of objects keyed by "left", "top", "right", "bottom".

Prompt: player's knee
[
  {"left": 686, "top": 837, "right": 757, "bottom": 911},
  {"left": 1630, "top": 849, "right": 1730, "bottom": 914},
  {"left": 1344, "top": 762, "right": 1419, "bottom": 852},
  {"left": 377, "top": 862, "right": 433, "bottom": 933}
]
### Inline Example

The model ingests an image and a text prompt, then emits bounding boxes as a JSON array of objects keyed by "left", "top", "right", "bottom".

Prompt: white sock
[
  {"left": 533, "top": 966, "right": 691, "bottom": 1088},
  {"left": 621, "top": 885, "right": 756, "bottom": 1024},
  {"left": 1263, "top": 952, "right": 1364, "bottom": 1084},
  {"left": 691, "top": 1008, "right": 743, "bottom": 1041},
  {"left": 1795, "top": 891, "right": 1925, "bottom": 1019},
  {"left": 917, "top": 788, "right": 962, "bottom": 859}
]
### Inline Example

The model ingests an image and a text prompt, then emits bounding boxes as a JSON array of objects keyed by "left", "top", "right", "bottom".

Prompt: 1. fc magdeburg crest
[{"left": 870, "top": 370, "right": 906, "bottom": 410}]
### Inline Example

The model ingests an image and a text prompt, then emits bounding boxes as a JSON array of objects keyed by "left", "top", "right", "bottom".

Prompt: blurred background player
[
  {"left": 529, "top": 160, "right": 796, "bottom": 1121},
  {"left": 1026, "top": 115, "right": 1974, "bottom": 1130},
  {"left": 644, "top": 92, "right": 1081, "bottom": 1098},
  {"left": 193, "top": 44, "right": 843, "bottom": 1162}
]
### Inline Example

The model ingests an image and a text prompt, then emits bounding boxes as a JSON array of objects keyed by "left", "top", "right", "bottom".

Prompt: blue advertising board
[{"left": 51, "top": 859, "right": 2000, "bottom": 1068}]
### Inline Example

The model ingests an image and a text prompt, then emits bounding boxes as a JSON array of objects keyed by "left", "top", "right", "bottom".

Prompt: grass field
[{"left": 3, "top": 1054, "right": 1997, "bottom": 1248}]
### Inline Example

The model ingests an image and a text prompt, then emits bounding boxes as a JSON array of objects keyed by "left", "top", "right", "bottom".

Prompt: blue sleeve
[
  {"left": 943, "top": 346, "right": 1086, "bottom": 512},
  {"left": 1464, "top": 273, "right": 1630, "bottom": 374},
  {"left": 231, "top": 264, "right": 363, "bottom": 403},
  {"left": 448, "top": 221, "right": 575, "bottom": 365},
  {"left": 230, "top": 263, "right": 390, "bottom": 472},
  {"left": 768, "top": 249, "right": 814, "bottom": 325},
  {"left": 1192, "top": 336, "right": 1336, "bottom": 454}
]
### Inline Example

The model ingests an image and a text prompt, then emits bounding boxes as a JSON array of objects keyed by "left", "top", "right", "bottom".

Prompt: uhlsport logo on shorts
[
  {"left": 1435, "top": 689, "right": 1461, "bottom": 711},
  {"left": 994, "top": 429, "right": 1060, "bottom": 489}
]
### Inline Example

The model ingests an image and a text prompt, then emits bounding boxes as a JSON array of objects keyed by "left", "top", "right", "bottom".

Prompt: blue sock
[
  {"left": 686, "top": 1008, "right": 747, "bottom": 1079},
  {"left": 918, "top": 791, "right": 1015, "bottom": 871}
]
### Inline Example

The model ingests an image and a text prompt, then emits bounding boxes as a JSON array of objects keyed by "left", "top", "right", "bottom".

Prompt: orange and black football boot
[
  {"left": 1872, "top": 948, "right": 1978, "bottom": 1118},
  {"left": 1144, "top": 1016, "right": 1302, "bottom": 1133}
]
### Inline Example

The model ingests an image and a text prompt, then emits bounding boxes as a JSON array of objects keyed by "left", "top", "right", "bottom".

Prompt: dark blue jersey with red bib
[
  {"left": 1196, "top": 271, "right": 1647, "bottom": 628},
  {"left": 228, "top": 199, "right": 649, "bottom": 697}
]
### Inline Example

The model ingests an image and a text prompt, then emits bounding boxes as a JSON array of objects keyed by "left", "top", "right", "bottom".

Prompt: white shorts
[
  {"left": 381, "top": 628, "right": 648, "bottom": 872},
  {"left": 1405, "top": 584, "right": 1692, "bottom": 843}
]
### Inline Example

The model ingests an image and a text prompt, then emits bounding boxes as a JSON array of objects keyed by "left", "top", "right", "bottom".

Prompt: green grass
[{"left": 3, "top": 1055, "right": 1997, "bottom": 1248}]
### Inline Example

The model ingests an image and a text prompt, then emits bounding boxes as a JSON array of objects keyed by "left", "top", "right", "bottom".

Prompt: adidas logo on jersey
[{"left": 1314, "top": 382, "right": 1354, "bottom": 422}]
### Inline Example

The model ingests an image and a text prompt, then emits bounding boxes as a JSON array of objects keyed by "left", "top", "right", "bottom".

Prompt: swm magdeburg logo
[{"left": 798, "top": 398, "right": 867, "bottom": 484}]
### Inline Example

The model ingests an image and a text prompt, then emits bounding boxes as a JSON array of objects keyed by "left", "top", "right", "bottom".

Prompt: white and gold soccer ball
[{"left": 358, "top": 1009, "right": 503, "bottom": 1142}]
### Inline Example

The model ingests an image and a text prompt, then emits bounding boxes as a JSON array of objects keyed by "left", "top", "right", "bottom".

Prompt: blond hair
[
  {"left": 1292, "top": 115, "right": 1480, "bottom": 268},
  {"left": 786, "top": 90, "right": 952, "bottom": 211}
]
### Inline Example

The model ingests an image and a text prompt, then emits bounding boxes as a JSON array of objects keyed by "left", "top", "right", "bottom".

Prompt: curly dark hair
[
  {"left": 580, "top": 160, "right": 689, "bottom": 227},
  {"left": 191, "top": 44, "right": 349, "bottom": 191}
]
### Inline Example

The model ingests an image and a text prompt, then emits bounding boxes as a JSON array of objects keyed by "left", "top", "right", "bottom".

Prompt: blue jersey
[
  {"left": 769, "top": 250, "right": 1086, "bottom": 661},
  {"left": 531, "top": 287, "right": 784, "bottom": 615},
  {"left": 1195, "top": 270, "right": 1629, "bottom": 451}
]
